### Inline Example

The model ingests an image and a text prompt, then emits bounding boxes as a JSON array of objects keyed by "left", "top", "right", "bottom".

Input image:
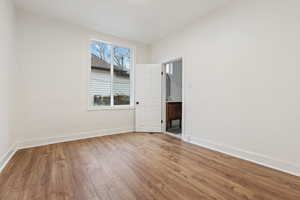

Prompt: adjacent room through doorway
[{"left": 162, "top": 59, "right": 183, "bottom": 137}]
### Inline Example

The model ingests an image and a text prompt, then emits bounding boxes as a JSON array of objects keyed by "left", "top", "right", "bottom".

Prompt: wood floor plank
[{"left": 1, "top": 132, "right": 300, "bottom": 200}]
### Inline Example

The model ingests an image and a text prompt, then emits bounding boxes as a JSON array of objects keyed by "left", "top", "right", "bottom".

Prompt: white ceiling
[{"left": 14, "top": 0, "right": 230, "bottom": 44}]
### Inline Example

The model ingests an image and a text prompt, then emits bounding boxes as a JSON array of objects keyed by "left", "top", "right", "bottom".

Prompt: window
[{"left": 88, "top": 40, "right": 133, "bottom": 109}]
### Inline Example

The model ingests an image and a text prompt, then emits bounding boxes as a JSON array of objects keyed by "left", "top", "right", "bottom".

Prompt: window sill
[{"left": 88, "top": 105, "right": 135, "bottom": 111}]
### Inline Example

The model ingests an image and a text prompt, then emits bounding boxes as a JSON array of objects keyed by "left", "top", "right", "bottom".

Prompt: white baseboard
[
  {"left": 164, "top": 132, "right": 182, "bottom": 139},
  {"left": 16, "top": 127, "right": 133, "bottom": 149},
  {"left": 183, "top": 136, "right": 300, "bottom": 177},
  {"left": 0, "top": 143, "right": 17, "bottom": 173},
  {"left": 0, "top": 128, "right": 133, "bottom": 172}
]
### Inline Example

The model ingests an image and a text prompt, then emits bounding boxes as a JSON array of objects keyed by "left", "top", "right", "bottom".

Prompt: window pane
[
  {"left": 113, "top": 46, "right": 131, "bottom": 105},
  {"left": 89, "top": 41, "right": 112, "bottom": 106}
]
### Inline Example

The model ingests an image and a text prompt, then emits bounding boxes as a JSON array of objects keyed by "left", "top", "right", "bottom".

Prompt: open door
[{"left": 135, "top": 64, "right": 162, "bottom": 132}]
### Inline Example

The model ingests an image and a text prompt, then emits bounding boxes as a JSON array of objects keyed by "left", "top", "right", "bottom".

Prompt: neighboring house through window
[{"left": 88, "top": 40, "right": 133, "bottom": 109}]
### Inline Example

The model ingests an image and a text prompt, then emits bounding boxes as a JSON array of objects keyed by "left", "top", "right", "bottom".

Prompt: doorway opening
[{"left": 162, "top": 59, "right": 183, "bottom": 138}]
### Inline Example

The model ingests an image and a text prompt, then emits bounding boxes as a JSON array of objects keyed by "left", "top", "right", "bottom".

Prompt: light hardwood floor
[{"left": 0, "top": 132, "right": 300, "bottom": 200}]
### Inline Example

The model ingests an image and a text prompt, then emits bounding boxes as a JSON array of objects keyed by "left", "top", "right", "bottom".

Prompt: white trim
[
  {"left": 183, "top": 136, "right": 300, "bottom": 177},
  {"left": 164, "top": 131, "right": 182, "bottom": 139},
  {"left": 110, "top": 44, "right": 114, "bottom": 106},
  {"left": 181, "top": 57, "right": 186, "bottom": 140},
  {"left": 16, "top": 128, "right": 133, "bottom": 150},
  {"left": 88, "top": 105, "right": 135, "bottom": 111},
  {"left": 161, "top": 64, "right": 167, "bottom": 132},
  {"left": 0, "top": 143, "right": 17, "bottom": 173}
]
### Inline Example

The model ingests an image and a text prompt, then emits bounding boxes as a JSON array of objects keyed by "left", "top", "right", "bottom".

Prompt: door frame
[{"left": 161, "top": 57, "right": 185, "bottom": 140}]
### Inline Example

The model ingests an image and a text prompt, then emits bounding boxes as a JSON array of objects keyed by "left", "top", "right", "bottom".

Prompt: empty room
[{"left": 1, "top": 0, "right": 300, "bottom": 199}]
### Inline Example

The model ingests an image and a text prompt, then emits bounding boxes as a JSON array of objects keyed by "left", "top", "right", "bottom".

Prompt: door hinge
[
  {"left": 161, "top": 72, "right": 163, "bottom": 75},
  {"left": 161, "top": 120, "right": 163, "bottom": 124}
]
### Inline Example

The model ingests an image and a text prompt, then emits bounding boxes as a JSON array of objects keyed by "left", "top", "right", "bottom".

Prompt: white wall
[
  {"left": 152, "top": 0, "right": 300, "bottom": 175},
  {"left": 0, "top": 0, "right": 16, "bottom": 166},
  {"left": 16, "top": 10, "right": 150, "bottom": 144}
]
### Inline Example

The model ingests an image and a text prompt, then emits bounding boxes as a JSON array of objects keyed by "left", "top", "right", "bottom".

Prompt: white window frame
[{"left": 88, "top": 39, "right": 135, "bottom": 111}]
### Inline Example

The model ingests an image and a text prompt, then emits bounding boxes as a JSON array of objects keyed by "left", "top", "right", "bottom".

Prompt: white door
[{"left": 135, "top": 64, "right": 162, "bottom": 132}]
